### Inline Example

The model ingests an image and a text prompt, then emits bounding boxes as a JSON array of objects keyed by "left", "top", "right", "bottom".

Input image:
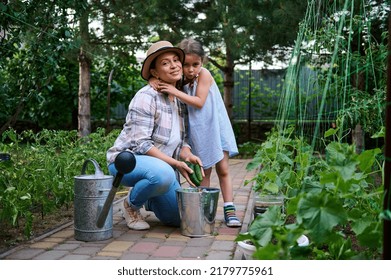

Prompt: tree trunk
[
  {"left": 352, "top": 124, "right": 364, "bottom": 154},
  {"left": 351, "top": 71, "right": 365, "bottom": 153},
  {"left": 106, "top": 69, "right": 114, "bottom": 135},
  {"left": 78, "top": 47, "right": 91, "bottom": 138},
  {"left": 77, "top": 8, "right": 91, "bottom": 138}
]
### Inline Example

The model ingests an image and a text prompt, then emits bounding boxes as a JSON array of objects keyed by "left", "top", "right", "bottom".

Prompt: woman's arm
[
  {"left": 158, "top": 68, "right": 212, "bottom": 109},
  {"left": 146, "top": 146, "right": 180, "bottom": 167}
]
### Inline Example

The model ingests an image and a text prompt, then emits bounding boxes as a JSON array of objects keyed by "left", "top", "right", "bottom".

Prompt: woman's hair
[{"left": 178, "top": 38, "right": 205, "bottom": 61}]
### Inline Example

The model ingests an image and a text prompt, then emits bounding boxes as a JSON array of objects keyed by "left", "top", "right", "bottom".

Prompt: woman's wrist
[
  {"left": 179, "top": 148, "right": 192, "bottom": 161},
  {"left": 173, "top": 159, "right": 184, "bottom": 169}
]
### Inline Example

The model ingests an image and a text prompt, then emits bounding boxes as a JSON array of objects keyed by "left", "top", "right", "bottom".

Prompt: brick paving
[{"left": 0, "top": 159, "right": 257, "bottom": 260}]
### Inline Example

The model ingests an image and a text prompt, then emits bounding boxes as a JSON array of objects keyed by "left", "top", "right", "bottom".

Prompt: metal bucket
[
  {"left": 74, "top": 159, "right": 113, "bottom": 241},
  {"left": 176, "top": 187, "right": 220, "bottom": 237}
]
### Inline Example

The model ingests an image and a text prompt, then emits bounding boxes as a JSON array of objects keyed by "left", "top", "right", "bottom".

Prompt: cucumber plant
[{"left": 238, "top": 127, "right": 384, "bottom": 259}]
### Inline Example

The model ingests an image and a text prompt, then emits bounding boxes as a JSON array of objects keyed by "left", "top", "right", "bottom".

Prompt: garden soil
[{"left": 0, "top": 204, "right": 74, "bottom": 254}]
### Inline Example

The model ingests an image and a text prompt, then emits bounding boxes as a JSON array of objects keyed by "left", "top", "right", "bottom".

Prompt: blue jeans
[{"left": 108, "top": 154, "right": 180, "bottom": 227}]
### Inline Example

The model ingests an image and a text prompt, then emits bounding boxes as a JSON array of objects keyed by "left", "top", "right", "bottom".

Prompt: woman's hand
[
  {"left": 178, "top": 148, "right": 205, "bottom": 187},
  {"left": 183, "top": 154, "right": 203, "bottom": 168},
  {"left": 182, "top": 154, "right": 205, "bottom": 186},
  {"left": 175, "top": 160, "right": 198, "bottom": 187}
]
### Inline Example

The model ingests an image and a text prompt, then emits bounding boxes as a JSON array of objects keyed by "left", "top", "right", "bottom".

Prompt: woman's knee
[{"left": 149, "top": 160, "right": 176, "bottom": 182}]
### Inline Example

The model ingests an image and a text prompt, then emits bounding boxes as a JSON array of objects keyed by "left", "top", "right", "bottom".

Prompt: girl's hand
[
  {"left": 158, "top": 82, "right": 179, "bottom": 96},
  {"left": 149, "top": 77, "right": 159, "bottom": 90}
]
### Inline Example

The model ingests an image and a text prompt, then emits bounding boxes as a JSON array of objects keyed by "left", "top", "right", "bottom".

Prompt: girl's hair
[{"left": 178, "top": 38, "right": 205, "bottom": 61}]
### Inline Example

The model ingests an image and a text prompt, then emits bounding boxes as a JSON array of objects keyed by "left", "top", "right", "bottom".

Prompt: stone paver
[
  {"left": 181, "top": 246, "right": 209, "bottom": 259},
  {"left": 32, "top": 250, "right": 68, "bottom": 260},
  {"left": 151, "top": 245, "right": 183, "bottom": 258}
]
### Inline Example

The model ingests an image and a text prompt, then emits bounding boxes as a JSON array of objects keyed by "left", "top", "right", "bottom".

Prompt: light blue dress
[{"left": 184, "top": 79, "right": 239, "bottom": 169}]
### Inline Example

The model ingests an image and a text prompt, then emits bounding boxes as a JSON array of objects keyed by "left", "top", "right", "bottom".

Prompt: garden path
[{"left": 0, "top": 158, "right": 256, "bottom": 260}]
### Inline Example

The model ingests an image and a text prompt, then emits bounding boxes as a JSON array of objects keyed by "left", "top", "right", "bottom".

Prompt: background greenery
[
  {"left": 0, "top": 0, "right": 308, "bottom": 133},
  {"left": 1, "top": 0, "right": 390, "bottom": 259}
]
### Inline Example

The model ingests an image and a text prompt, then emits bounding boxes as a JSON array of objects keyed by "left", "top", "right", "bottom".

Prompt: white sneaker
[{"left": 121, "top": 199, "right": 150, "bottom": 230}]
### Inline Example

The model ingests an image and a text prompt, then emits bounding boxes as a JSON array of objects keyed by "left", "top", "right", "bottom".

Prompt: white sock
[{"left": 224, "top": 202, "right": 234, "bottom": 207}]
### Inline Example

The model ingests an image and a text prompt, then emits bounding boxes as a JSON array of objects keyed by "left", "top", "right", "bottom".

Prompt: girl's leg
[
  {"left": 215, "top": 151, "right": 242, "bottom": 227},
  {"left": 215, "top": 151, "right": 233, "bottom": 202},
  {"left": 200, "top": 167, "right": 212, "bottom": 187}
]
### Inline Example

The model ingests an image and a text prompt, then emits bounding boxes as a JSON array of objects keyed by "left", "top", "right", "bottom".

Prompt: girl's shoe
[{"left": 224, "top": 205, "right": 242, "bottom": 227}]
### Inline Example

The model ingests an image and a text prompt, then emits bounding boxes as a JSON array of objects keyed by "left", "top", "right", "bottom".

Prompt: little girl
[{"left": 152, "top": 38, "right": 241, "bottom": 227}]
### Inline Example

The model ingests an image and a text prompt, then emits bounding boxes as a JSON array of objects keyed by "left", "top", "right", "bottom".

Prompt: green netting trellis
[
  {"left": 276, "top": 0, "right": 387, "bottom": 152},
  {"left": 243, "top": 0, "right": 390, "bottom": 260}
]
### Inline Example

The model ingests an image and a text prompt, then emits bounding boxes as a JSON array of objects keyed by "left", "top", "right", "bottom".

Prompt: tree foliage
[
  {"left": 0, "top": 0, "right": 145, "bottom": 133},
  {"left": 0, "top": 0, "right": 309, "bottom": 131},
  {"left": 0, "top": 1, "right": 79, "bottom": 132}
]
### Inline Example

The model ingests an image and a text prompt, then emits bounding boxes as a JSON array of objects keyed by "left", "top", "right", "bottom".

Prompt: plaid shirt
[{"left": 106, "top": 85, "right": 189, "bottom": 164}]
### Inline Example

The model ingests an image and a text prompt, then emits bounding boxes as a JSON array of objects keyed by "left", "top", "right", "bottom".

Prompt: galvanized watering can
[
  {"left": 74, "top": 151, "right": 136, "bottom": 242},
  {"left": 74, "top": 159, "right": 113, "bottom": 241}
]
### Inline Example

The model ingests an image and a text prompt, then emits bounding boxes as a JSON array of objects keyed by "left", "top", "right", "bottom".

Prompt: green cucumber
[
  {"left": 185, "top": 161, "right": 201, "bottom": 186},
  {"left": 194, "top": 163, "right": 203, "bottom": 182}
]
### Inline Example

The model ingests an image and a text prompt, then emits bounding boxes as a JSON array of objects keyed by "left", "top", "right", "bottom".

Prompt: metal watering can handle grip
[{"left": 81, "top": 159, "right": 104, "bottom": 176}]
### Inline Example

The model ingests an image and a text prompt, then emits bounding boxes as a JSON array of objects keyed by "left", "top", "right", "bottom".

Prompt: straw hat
[{"left": 141, "top": 41, "right": 185, "bottom": 80}]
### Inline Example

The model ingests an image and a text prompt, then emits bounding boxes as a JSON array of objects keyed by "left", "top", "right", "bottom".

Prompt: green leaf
[
  {"left": 252, "top": 243, "right": 282, "bottom": 260},
  {"left": 357, "top": 148, "right": 381, "bottom": 173},
  {"left": 328, "top": 236, "right": 354, "bottom": 259},
  {"left": 324, "top": 128, "right": 339, "bottom": 138},
  {"left": 326, "top": 142, "right": 346, "bottom": 163},
  {"left": 371, "top": 127, "right": 385, "bottom": 138},
  {"left": 248, "top": 206, "right": 284, "bottom": 246},
  {"left": 334, "top": 162, "right": 357, "bottom": 182},
  {"left": 20, "top": 194, "right": 31, "bottom": 200},
  {"left": 277, "top": 152, "right": 293, "bottom": 166},
  {"left": 286, "top": 195, "right": 301, "bottom": 215},
  {"left": 0, "top": 3, "right": 7, "bottom": 12},
  {"left": 263, "top": 181, "right": 279, "bottom": 193},
  {"left": 351, "top": 216, "right": 372, "bottom": 236},
  {"left": 297, "top": 193, "right": 347, "bottom": 242},
  {"left": 319, "top": 170, "right": 338, "bottom": 185},
  {"left": 6, "top": 187, "right": 16, "bottom": 192},
  {"left": 355, "top": 223, "right": 381, "bottom": 249},
  {"left": 348, "top": 208, "right": 364, "bottom": 220}
]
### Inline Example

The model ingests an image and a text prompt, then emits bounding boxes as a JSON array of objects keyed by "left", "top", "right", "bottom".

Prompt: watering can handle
[
  {"left": 81, "top": 159, "right": 104, "bottom": 177},
  {"left": 96, "top": 151, "right": 136, "bottom": 228}
]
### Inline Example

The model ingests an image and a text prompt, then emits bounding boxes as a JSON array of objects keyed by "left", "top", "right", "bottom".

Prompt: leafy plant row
[
  {"left": 0, "top": 128, "right": 118, "bottom": 237},
  {"left": 238, "top": 126, "right": 385, "bottom": 259}
]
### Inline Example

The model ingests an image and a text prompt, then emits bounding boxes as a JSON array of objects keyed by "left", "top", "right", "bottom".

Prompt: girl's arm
[
  {"left": 149, "top": 77, "right": 159, "bottom": 90},
  {"left": 158, "top": 68, "right": 212, "bottom": 109}
]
